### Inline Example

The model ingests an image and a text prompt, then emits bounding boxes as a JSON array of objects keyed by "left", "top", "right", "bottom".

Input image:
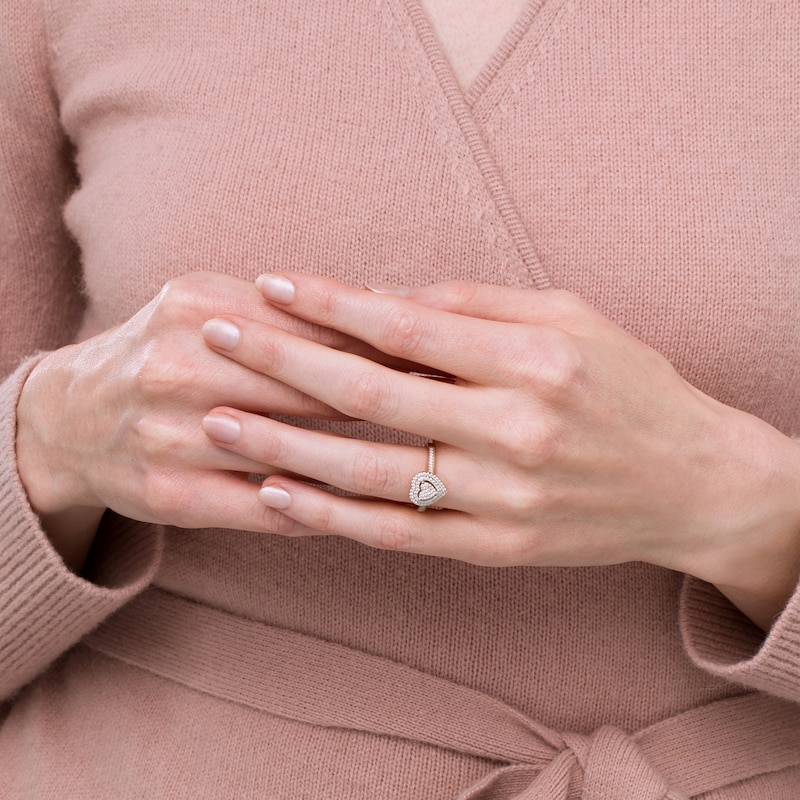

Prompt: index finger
[{"left": 255, "top": 273, "right": 535, "bottom": 385}]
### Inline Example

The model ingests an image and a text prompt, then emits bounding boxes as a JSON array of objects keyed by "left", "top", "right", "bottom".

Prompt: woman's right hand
[{"left": 15, "top": 271, "right": 350, "bottom": 572}]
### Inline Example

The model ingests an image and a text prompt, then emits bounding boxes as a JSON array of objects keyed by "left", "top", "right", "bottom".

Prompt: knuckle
[
  {"left": 255, "top": 427, "right": 285, "bottom": 465},
  {"left": 432, "top": 280, "right": 479, "bottom": 309},
  {"left": 493, "top": 530, "right": 529, "bottom": 565},
  {"left": 339, "top": 369, "right": 393, "bottom": 420},
  {"left": 136, "top": 348, "right": 186, "bottom": 398},
  {"left": 470, "top": 522, "right": 531, "bottom": 566},
  {"left": 153, "top": 275, "right": 197, "bottom": 323},
  {"left": 308, "top": 499, "right": 335, "bottom": 534},
  {"left": 140, "top": 467, "right": 191, "bottom": 522},
  {"left": 351, "top": 449, "right": 395, "bottom": 496},
  {"left": 374, "top": 511, "right": 415, "bottom": 552},
  {"left": 381, "top": 306, "right": 427, "bottom": 357},
  {"left": 133, "top": 414, "right": 180, "bottom": 459},
  {"left": 493, "top": 416, "right": 562, "bottom": 470},
  {"left": 522, "top": 331, "right": 584, "bottom": 397},
  {"left": 475, "top": 517, "right": 548, "bottom": 566},
  {"left": 264, "top": 508, "right": 302, "bottom": 536},
  {"left": 499, "top": 526, "right": 544, "bottom": 565},
  {"left": 542, "top": 289, "right": 588, "bottom": 320},
  {"left": 521, "top": 420, "right": 562, "bottom": 466},
  {"left": 496, "top": 479, "right": 549, "bottom": 519},
  {"left": 314, "top": 285, "right": 341, "bottom": 325},
  {"left": 257, "top": 331, "right": 286, "bottom": 374}
]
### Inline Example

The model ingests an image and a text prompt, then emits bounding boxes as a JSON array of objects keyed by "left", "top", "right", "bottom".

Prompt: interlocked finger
[
  {"left": 203, "top": 315, "right": 490, "bottom": 447},
  {"left": 135, "top": 413, "right": 282, "bottom": 477},
  {"left": 253, "top": 479, "right": 517, "bottom": 565},
  {"left": 140, "top": 469, "right": 317, "bottom": 538},
  {"left": 256, "top": 273, "right": 538, "bottom": 384},
  {"left": 202, "top": 408, "right": 504, "bottom": 514}
]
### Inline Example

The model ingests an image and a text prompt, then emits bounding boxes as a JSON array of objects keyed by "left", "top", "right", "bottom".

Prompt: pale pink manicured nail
[
  {"left": 256, "top": 274, "right": 296, "bottom": 303},
  {"left": 202, "top": 318, "right": 240, "bottom": 350},
  {"left": 258, "top": 485, "right": 292, "bottom": 509},
  {"left": 202, "top": 413, "right": 241, "bottom": 443},
  {"left": 363, "top": 284, "right": 413, "bottom": 296}
]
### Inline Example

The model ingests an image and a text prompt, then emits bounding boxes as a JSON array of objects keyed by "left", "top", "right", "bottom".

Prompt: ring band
[{"left": 409, "top": 443, "right": 447, "bottom": 512}]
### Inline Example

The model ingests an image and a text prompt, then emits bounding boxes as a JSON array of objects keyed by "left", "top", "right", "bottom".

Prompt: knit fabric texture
[{"left": 1, "top": 0, "right": 800, "bottom": 796}]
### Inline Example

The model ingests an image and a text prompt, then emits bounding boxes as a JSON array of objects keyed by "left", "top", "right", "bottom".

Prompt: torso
[
  {"left": 5, "top": 2, "right": 800, "bottom": 795},
  {"left": 48, "top": 0, "right": 800, "bottom": 736}
]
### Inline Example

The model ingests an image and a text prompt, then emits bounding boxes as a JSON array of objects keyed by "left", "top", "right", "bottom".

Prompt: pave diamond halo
[{"left": 409, "top": 444, "right": 447, "bottom": 511}]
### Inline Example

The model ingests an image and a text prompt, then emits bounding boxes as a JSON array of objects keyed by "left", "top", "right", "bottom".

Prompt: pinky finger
[
  {"left": 256, "top": 477, "right": 497, "bottom": 564},
  {"left": 168, "top": 472, "right": 318, "bottom": 538}
]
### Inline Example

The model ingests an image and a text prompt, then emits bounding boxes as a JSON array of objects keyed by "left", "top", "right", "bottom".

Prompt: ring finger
[{"left": 202, "top": 407, "right": 491, "bottom": 513}]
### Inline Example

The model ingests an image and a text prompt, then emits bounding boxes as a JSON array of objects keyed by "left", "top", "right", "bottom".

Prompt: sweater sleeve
[
  {"left": 0, "top": 0, "right": 162, "bottom": 702},
  {"left": 679, "top": 574, "right": 800, "bottom": 703}
]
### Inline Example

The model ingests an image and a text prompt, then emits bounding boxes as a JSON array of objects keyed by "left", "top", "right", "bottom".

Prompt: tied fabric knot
[{"left": 457, "top": 726, "right": 689, "bottom": 800}]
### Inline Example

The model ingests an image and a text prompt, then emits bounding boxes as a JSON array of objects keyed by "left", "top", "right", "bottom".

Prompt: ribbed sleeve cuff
[
  {"left": 0, "top": 355, "right": 163, "bottom": 701},
  {"left": 679, "top": 574, "right": 800, "bottom": 703}
]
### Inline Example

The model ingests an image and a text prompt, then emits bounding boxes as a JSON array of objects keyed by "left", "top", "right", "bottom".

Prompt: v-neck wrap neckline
[{"left": 380, "top": 0, "right": 577, "bottom": 292}]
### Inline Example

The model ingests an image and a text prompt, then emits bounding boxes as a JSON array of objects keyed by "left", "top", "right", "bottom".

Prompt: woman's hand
[
  {"left": 201, "top": 273, "right": 800, "bottom": 629},
  {"left": 15, "top": 272, "right": 361, "bottom": 572}
]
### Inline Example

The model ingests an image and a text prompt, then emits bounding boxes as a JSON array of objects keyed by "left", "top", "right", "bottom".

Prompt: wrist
[
  {"left": 689, "top": 404, "right": 800, "bottom": 630},
  {"left": 17, "top": 353, "right": 68, "bottom": 514},
  {"left": 16, "top": 350, "right": 106, "bottom": 572}
]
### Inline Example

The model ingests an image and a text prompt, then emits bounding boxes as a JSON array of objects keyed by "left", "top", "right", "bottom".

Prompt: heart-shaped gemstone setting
[{"left": 409, "top": 471, "right": 447, "bottom": 509}]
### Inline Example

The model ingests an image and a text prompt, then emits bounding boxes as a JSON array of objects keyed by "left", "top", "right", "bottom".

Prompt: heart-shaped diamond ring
[{"left": 409, "top": 443, "right": 447, "bottom": 512}]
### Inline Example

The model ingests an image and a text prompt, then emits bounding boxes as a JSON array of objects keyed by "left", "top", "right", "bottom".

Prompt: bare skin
[
  {"left": 13, "top": 0, "right": 532, "bottom": 573},
  {"left": 15, "top": 272, "right": 365, "bottom": 574},
  {"left": 420, "top": 0, "right": 531, "bottom": 90},
  {"left": 196, "top": 273, "right": 800, "bottom": 632},
  {"left": 12, "top": 0, "right": 800, "bottom": 629},
  {"left": 15, "top": 269, "right": 800, "bottom": 631}
]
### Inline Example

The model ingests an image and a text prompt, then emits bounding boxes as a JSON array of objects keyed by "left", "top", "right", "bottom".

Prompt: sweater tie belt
[
  {"left": 84, "top": 588, "right": 800, "bottom": 799},
  {"left": 454, "top": 726, "right": 688, "bottom": 799}
]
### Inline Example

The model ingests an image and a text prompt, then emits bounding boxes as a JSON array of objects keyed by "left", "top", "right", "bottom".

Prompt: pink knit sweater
[{"left": 2, "top": 1, "right": 800, "bottom": 796}]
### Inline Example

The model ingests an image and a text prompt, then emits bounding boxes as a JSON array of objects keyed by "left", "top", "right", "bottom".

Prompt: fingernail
[
  {"left": 202, "top": 318, "right": 240, "bottom": 350},
  {"left": 258, "top": 485, "right": 292, "bottom": 509},
  {"left": 202, "top": 413, "right": 241, "bottom": 443},
  {"left": 363, "top": 284, "right": 413, "bottom": 296},
  {"left": 256, "top": 274, "right": 296, "bottom": 304}
]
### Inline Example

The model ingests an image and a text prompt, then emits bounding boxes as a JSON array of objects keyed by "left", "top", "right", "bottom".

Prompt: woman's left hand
[{"left": 201, "top": 273, "right": 800, "bottom": 629}]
